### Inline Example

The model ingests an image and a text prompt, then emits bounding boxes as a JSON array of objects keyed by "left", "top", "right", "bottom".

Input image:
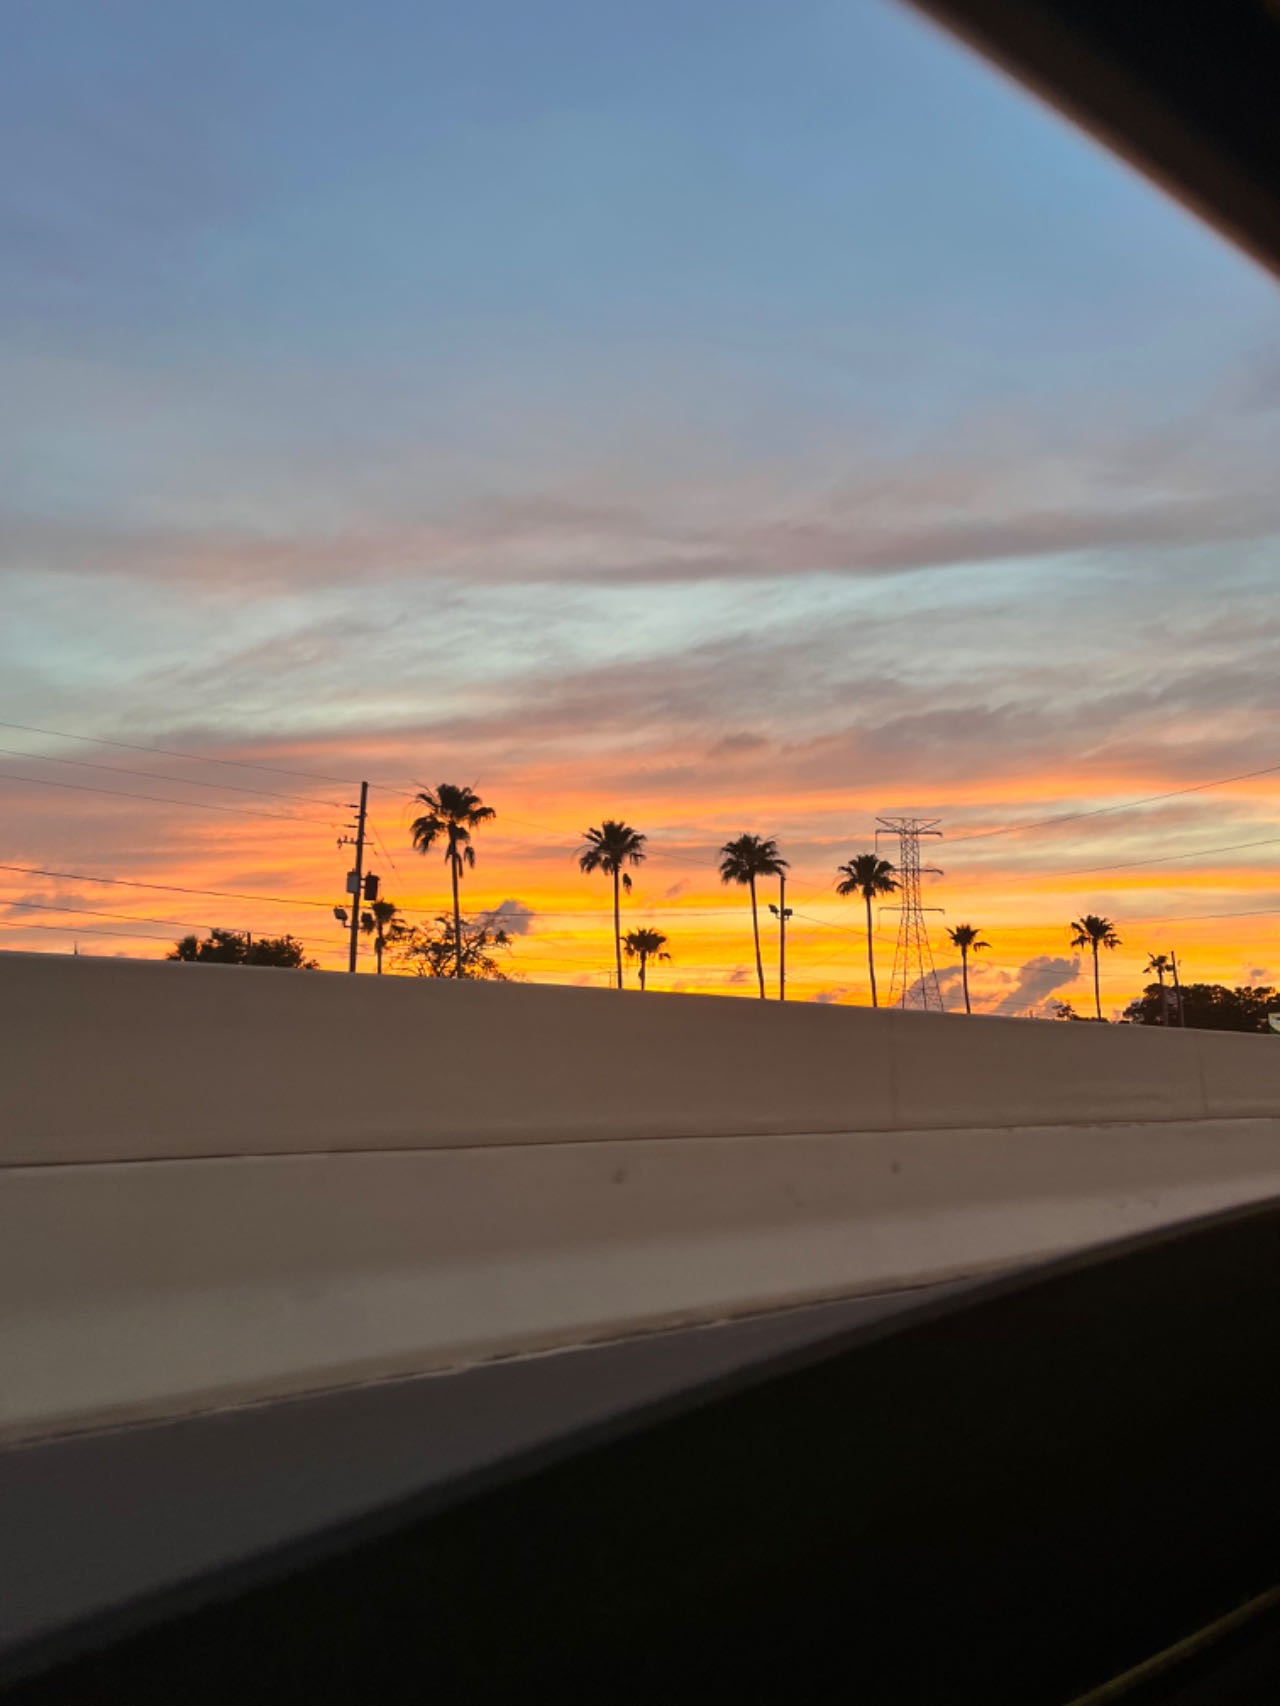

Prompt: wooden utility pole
[
  {"left": 344, "top": 782, "right": 369, "bottom": 974},
  {"left": 769, "top": 874, "right": 793, "bottom": 1002}
]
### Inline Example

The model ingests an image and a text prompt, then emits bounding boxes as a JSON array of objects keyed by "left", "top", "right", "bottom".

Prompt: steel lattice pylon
[{"left": 877, "top": 817, "right": 944, "bottom": 1012}]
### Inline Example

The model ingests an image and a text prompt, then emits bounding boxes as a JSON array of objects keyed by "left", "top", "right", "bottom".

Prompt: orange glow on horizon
[{"left": 3, "top": 754, "right": 1278, "bottom": 1021}]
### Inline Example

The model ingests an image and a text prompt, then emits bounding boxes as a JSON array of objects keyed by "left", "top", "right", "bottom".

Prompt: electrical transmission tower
[{"left": 877, "top": 817, "right": 944, "bottom": 1012}]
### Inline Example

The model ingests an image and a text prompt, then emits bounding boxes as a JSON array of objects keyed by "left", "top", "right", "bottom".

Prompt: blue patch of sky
[{"left": 3, "top": 0, "right": 1279, "bottom": 736}]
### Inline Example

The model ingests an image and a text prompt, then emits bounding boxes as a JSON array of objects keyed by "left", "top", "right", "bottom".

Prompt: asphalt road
[{"left": 0, "top": 1283, "right": 961, "bottom": 1654}]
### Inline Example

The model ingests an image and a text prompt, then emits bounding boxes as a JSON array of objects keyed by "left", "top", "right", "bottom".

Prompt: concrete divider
[
  {"left": 3, "top": 950, "right": 1280, "bottom": 1442},
  {"left": 7, "top": 950, "right": 1280, "bottom": 1164}
]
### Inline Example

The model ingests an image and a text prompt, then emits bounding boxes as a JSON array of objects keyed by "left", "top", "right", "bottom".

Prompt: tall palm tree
[
  {"left": 719, "top": 834, "right": 788, "bottom": 1000},
  {"left": 622, "top": 926, "right": 670, "bottom": 991},
  {"left": 409, "top": 784, "right": 496, "bottom": 978},
  {"left": 578, "top": 820, "right": 648, "bottom": 990},
  {"left": 360, "top": 898, "right": 402, "bottom": 975},
  {"left": 946, "top": 922, "right": 990, "bottom": 1015},
  {"left": 1070, "top": 914, "right": 1121, "bottom": 1020},
  {"left": 835, "top": 853, "right": 898, "bottom": 1008},
  {"left": 1145, "top": 952, "right": 1172, "bottom": 1025}
]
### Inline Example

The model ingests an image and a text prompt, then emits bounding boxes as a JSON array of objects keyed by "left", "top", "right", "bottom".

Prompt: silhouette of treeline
[
  {"left": 1122, "top": 981, "right": 1279, "bottom": 1032},
  {"left": 163, "top": 782, "right": 1267, "bottom": 1026},
  {"left": 168, "top": 929, "right": 317, "bottom": 969}
]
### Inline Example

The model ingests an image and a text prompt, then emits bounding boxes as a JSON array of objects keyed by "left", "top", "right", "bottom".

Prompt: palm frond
[
  {"left": 409, "top": 783, "right": 494, "bottom": 870},
  {"left": 718, "top": 833, "right": 789, "bottom": 885},
  {"left": 1070, "top": 913, "right": 1122, "bottom": 951},
  {"left": 834, "top": 852, "right": 898, "bottom": 900},
  {"left": 578, "top": 819, "right": 648, "bottom": 876}
]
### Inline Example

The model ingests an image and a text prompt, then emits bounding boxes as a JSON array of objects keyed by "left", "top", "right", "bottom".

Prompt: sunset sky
[{"left": 4, "top": 0, "right": 1280, "bottom": 1015}]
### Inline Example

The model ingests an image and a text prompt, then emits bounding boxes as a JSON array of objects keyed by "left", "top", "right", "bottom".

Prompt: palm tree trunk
[
  {"left": 451, "top": 851, "right": 463, "bottom": 979},
  {"left": 962, "top": 947, "right": 971, "bottom": 1014},
  {"left": 1093, "top": 943, "right": 1102, "bottom": 1019},
  {"left": 375, "top": 935, "right": 383, "bottom": 976},
  {"left": 865, "top": 894, "right": 878, "bottom": 1008},
  {"left": 1157, "top": 967, "right": 1166, "bottom": 1024},
  {"left": 750, "top": 875, "right": 765, "bottom": 999},
  {"left": 613, "top": 868, "right": 623, "bottom": 990},
  {"left": 639, "top": 953, "right": 647, "bottom": 992}
]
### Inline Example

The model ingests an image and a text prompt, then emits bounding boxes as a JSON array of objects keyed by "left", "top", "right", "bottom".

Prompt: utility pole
[
  {"left": 340, "top": 782, "right": 369, "bottom": 974},
  {"left": 1170, "top": 948, "right": 1186, "bottom": 1027},
  {"left": 768, "top": 874, "right": 793, "bottom": 1002}
]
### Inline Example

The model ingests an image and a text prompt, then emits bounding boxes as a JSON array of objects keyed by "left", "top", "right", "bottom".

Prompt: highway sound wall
[{"left": 4, "top": 951, "right": 1280, "bottom": 1441}]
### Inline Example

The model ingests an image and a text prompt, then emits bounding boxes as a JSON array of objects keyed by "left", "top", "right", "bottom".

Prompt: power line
[
  {"left": 0, "top": 859, "right": 734, "bottom": 928},
  {"left": 947, "top": 759, "right": 1280, "bottom": 847},
  {"left": 2, "top": 898, "right": 214, "bottom": 932},
  {"left": 0, "top": 918, "right": 183, "bottom": 946},
  {"left": 3, "top": 857, "right": 1256, "bottom": 970},
  {"left": 0, "top": 769, "right": 340, "bottom": 826},
  {"left": 10, "top": 713, "right": 1277, "bottom": 864},
  {"left": 1057, "top": 835, "right": 1280, "bottom": 877},
  {"left": 0, "top": 862, "right": 335, "bottom": 909},
  {"left": 1126, "top": 904, "right": 1280, "bottom": 925},
  {"left": 0, "top": 918, "right": 349, "bottom": 957},
  {"left": 368, "top": 820, "right": 403, "bottom": 879},
  {"left": 0, "top": 718, "right": 362, "bottom": 787},
  {"left": 0, "top": 743, "right": 348, "bottom": 809},
  {"left": 0, "top": 896, "right": 343, "bottom": 947}
]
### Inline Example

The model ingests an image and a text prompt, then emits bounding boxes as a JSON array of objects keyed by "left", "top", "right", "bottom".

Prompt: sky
[{"left": 3, "top": 0, "right": 1280, "bottom": 1014}]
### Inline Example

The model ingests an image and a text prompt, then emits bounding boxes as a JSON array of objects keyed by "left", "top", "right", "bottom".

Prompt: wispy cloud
[{"left": 8, "top": 404, "right": 1280, "bottom": 595}]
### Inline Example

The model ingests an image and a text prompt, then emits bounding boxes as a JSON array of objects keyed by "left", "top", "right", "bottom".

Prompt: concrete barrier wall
[
  {"left": 3, "top": 951, "right": 1280, "bottom": 1442},
  {"left": 7, "top": 951, "right": 1280, "bottom": 1163}
]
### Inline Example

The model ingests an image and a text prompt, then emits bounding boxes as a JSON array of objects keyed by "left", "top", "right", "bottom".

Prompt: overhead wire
[
  {"left": 0, "top": 719, "right": 363, "bottom": 788},
  {"left": 0, "top": 919, "right": 346, "bottom": 954},
  {"left": 0, "top": 744, "right": 348, "bottom": 809},
  {"left": 0, "top": 896, "right": 343, "bottom": 947},
  {"left": 1054, "top": 835, "right": 1280, "bottom": 878},
  {"left": 0, "top": 862, "right": 335, "bottom": 909},
  {"left": 0, "top": 769, "right": 340, "bottom": 827},
  {"left": 0, "top": 917, "right": 348, "bottom": 958},
  {"left": 0, "top": 918, "right": 191, "bottom": 946},
  {"left": 945, "top": 759, "right": 1280, "bottom": 847}
]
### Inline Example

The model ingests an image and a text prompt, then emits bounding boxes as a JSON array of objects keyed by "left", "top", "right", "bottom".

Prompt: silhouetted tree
[
  {"left": 622, "top": 926, "right": 670, "bottom": 991},
  {"left": 167, "top": 929, "right": 317, "bottom": 969},
  {"left": 946, "top": 923, "right": 990, "bottom": 1015},
  {"left": 578, "top": 820, "right": 647, "bottom": 990},
  {"left": 409, "top": 784, "right": 496, "bottom": 978},
  {"left": 392, "top": 915, "right": 513, "bottom": 980},
  {"left": 835, "top": 853, "right": 898, "bottom": 1008},
  {"left": 1069, "top": 914, "right": 1121, "bottom": 1020},
  {"left": 1123, "top": 981, "right": 1277, "bottom": 1033},
  {"left": 719, "top": 834, "right": 788, "bottom": 1000},
  {"left": 360, "top": 899, "right": 404, "bottom": 975}
]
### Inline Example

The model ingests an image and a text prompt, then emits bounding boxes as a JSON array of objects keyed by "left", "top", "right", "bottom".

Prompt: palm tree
[
  {"left": 578, "top": 820, "right": 648, "bottom": 990},
  {"left": 1070, "top": 914, "right": 1122, "bottom": 1020},
  {"left": 719, "top": 834, "right": 788, "bottom": 1000},
  {"left": 1145, "top": 952, "right": 1172, "bottom": 1025},
  {"left": 623, "top": 927, "right": 670, "bottom": 991},
  {"left": 835, "top": 853, "right": 898, "bottom": 1008},
  {"left": 409, "top": 784, "right": 496, "bottom": 978},
  {"left": 946, "top": 923, "right": 990, "bottom": 1015},
  {"left": 360, "top": 898, "right": 402, "bottom": 975}
]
